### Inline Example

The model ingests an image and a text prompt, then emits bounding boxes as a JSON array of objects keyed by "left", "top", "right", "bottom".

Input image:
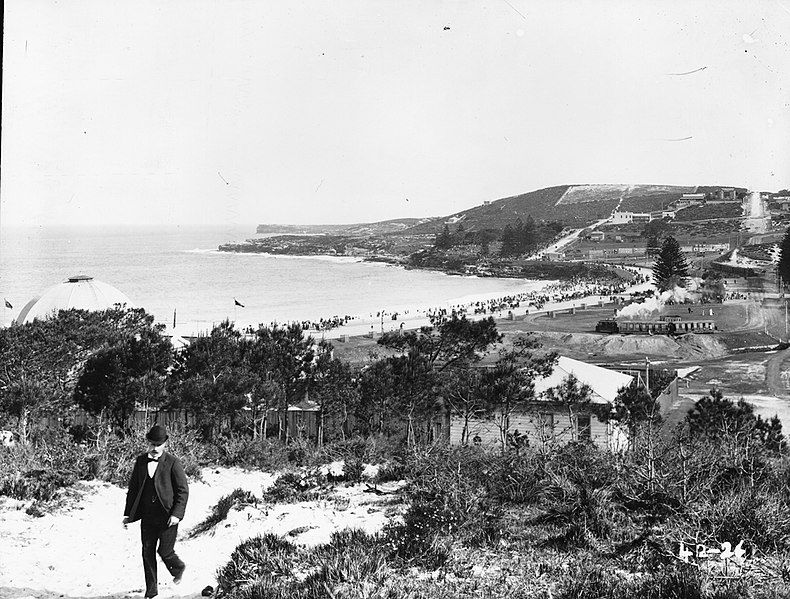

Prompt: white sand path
[{"left": 0, "top": 467, "right": 400, "bottom": 599}]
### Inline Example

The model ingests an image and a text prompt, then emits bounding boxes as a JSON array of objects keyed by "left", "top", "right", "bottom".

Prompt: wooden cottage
[{"left": 448, "top": 357, "right": 634, "bottom": 450}]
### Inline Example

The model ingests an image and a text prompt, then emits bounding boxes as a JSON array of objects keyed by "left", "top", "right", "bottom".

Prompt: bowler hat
[{"left": 146, "top": 425, "right": 168, "bottom": 445}]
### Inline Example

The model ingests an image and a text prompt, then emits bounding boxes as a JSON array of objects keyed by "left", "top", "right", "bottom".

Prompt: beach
[
  {"left": 0, "top": 225, "right": 540, "bottom": 331},
  {"left": 286, "top": 265, "right": 654, "bottom": 341}
]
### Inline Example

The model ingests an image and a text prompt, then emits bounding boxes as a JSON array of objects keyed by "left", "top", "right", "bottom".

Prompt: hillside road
[{"left": 534, "top": 214, "right": 613, "bottom": 259}]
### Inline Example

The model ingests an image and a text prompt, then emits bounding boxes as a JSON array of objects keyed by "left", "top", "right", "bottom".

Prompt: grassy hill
[
  {"left": 400, "top": 184, "right": 694, "bottom": 235},
  {"left": 255, "top": 184, "right": 740, "bottom": 240}
]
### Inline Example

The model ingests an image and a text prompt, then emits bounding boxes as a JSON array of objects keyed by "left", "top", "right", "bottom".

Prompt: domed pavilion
[{"left": 15, "top": 275, "right": 134, "bottom": 325}]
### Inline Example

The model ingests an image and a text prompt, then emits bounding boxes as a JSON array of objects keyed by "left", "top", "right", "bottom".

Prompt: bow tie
[{"left": 147, "top": 457, "right": 159, "bottom": 462}]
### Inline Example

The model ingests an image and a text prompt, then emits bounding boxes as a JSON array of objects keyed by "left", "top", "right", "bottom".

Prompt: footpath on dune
[{"left": 0, "top": 466, "right": 402, "bottom": 599}]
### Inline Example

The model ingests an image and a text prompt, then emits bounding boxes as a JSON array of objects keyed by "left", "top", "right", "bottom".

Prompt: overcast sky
[{"left": 2, "top": 0, "right": 789, "bottom": 227}]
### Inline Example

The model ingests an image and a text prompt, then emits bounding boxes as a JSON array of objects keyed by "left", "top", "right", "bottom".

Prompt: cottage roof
[{"left": 532, "top": 356, "right": 634, "bottom": 404}]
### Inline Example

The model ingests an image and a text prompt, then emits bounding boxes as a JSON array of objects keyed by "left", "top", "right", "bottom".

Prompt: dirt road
[{"left": 765, "top": 346, "right": 790, "bottom": 398}]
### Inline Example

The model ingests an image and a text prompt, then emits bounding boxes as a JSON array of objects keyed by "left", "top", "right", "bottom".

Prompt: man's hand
[
  {"left": 122, "top": 516, "right": 130, "bottom": 529},
  {"left": 167, "top": 515, "right": 181, "bottom": 527}
]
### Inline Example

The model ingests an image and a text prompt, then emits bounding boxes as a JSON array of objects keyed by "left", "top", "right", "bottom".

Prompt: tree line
[
  {"left": 2, "top": 304, "right": 775, "bottom": 454},
  {"left": 433, "top": 217, "right": 563, "bottom": 257}
]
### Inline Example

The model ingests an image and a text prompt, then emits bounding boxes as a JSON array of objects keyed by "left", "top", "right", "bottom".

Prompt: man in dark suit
[{"left": 123, "top": 425, "right": 189, "bottom": 598}]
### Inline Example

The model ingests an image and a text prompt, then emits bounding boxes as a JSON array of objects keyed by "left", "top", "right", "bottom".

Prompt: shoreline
[
  {"left": 312, "top": 264, "right": 654, "bottom": 341},
  {"left": 167, "top": 277, "right": 556, "bottom": 339},
  {"left": 167, "top": 265, "right": 653, "bottom": 343}
]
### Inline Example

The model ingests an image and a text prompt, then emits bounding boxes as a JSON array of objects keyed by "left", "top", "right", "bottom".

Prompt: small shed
[
  {"left": 589, "top": 231, "right": 605, "bottom": 242},
  {"left": 267, "top": 399, "right": 322, "bottom": 440}
]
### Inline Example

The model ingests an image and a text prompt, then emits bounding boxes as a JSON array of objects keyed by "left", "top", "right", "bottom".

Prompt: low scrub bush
[
  {"left": 216, "top": 533, "right": 297, "bottom": 597},
  {"left": 535, "top": 444, "right": 625, "bottom": 550},
  {"left": 555, "top": 564, "right": 705, "bottom": 599},
  {"left": 485, "top": 450, "right": 544, "bottom": 504},
  {"left": 0, "top": 422, "right": 210, "bottom": 502},
  {"left": 383, "top": 446, "right": 506, "bottom": 566},
  {"left": 218, "top": 530, "right": 390, "bottom": 599},
  {"left": 189, "top": 488, "right": 257, "bottom": 538},
  {"left": 372, "top": 460, "right": 408, "bottom": 483},
  {"left": 217, "top": 436, "right": 291, "bottom": 471},
  {"left": 263, "top": 470, "right": 327, "bottom": 503},
  {"left": 0, "top": 427, "right": 85, "bottom": 501},
  {"left": 315, "top": 436, "right": 408, "bottom": 472},
  {"left": 307, "top": 529, "right": 389, "bottom": 585},
  {"left": 0, "top": 468, "right": 78, "bottom": 501}
]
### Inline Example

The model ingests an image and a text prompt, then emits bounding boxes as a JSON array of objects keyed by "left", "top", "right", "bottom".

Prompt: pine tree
[
  {"left": 513, "top": 218, "right": 525, "bottom": 254},
  {"left": 435, "top": 224, "right": 452, "bottom": 250},
  {"left": 522, "top": 215, "right": 537, "bottom": 252},
  {"left": 455, "top": 223, "right": 466, "bottom": 245},
  {"left": 778, "top": 227, "right": 790, "bottom": 288},
  {"left": 500, "top": 224, "right": 518, "bottom": 256},
  {"left": 652, "top": 236, "right": 689, "bottom": 291}
]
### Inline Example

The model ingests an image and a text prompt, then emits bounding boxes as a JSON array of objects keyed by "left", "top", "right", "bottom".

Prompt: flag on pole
[
  {"left": 4, "top": 299, "right": 12, "bottom": 309},
  {"left": 234, "top": 298, "right": 245, "bottom": 308}
]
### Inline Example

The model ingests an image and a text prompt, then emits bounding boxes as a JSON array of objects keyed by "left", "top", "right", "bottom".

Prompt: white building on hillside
[{"left": 610, "top": 210, "right": 653, "bottom": 224}]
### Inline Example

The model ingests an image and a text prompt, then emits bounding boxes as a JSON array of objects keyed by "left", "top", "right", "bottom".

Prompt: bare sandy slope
[
  {"left": 0, "top": 467, "right": 401, "bottom": 599},
  {"left": 529, "top": 331, "right": 729, "bottom": 361}
]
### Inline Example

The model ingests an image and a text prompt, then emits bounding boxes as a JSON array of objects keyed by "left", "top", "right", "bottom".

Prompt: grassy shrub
[
  {"left": 677, "top": 486, "right": 790, "bottom": 552},
  {"left": 189, "top": 488, "right": 257, "bottom": 538},
  {"left": 218, "top": 530, "right": 389, "bottom": 599},
  {"left": 383, "top": 446, "right": 506, "bottom": 567},
  {"left": 0, "top": 422, "right": 210, "bottom": 502},
  {"left": 316, "top": 436, "right": 408, "bottom": 471},
  {"left": 555, "top": 564, "right": 705, "bottom": 599},
  {"left": 217, "top": 436, "right": 292, "bottom": 471},
  {"left": 372, "top": 460, "right": 408, "bottom": 483},
  {"left": 0, "top": 427, "right": 84, "bottom": 501},
  {"left": 263, "top": 470, "right": 327, "bottom": 503},
  {"left": 532, "top": 443, "right": 634, "bottom": 551},
  {"left": 0, "top": 468, "right": 78, "bottom": 501},
  {"left": 213, "top": 435, "right": 790, "bottom": 599},
  {"left": 307, "top": 529, "right": 389, "bottom": 586},
  {"left": 341, "top": 458, "right": 364, "bottom": 483},
  {"left": 485, "top": 450, "right": 544, "bottom": 505},
  {"left": 216, "top": 533, "right": 297, "bottom": 597}
]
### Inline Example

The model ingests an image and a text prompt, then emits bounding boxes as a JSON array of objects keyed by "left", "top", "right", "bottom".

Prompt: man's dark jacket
[{"left": 124, "top": 452, "right": 189, "bottom": 523}]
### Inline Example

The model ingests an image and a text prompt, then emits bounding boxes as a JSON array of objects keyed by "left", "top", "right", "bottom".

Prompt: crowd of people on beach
[
  {"left": 419, "top": 271, "right": 649, "bottom": 319},
  {"left": 242, "top": 314, "right": 360, "bottom": 334},
  {"left": 242, "top": 268, "right": 651, "bottom": 336},
  {"left": 299, "top": 315, "right": 358, "bottom": 331}
]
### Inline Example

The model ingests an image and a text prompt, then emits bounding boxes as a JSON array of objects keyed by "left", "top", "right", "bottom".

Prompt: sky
[{"left": 2, "top": 0, "right": 789, "bottom": 227}]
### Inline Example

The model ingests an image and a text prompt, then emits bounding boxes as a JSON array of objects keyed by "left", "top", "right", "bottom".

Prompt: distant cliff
[{"left": 256, "top": 217, "right": 432, "bottom": 236}]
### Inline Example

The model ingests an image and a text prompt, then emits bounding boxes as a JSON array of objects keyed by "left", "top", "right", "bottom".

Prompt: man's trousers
[{"left": 140, "top": 514, "right": 185, "bottom": 598}]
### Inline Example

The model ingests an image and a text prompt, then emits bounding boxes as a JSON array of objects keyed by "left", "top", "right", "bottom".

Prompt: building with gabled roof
[{"left": 447, "top": 357, "right": 634, "bottom": 450}]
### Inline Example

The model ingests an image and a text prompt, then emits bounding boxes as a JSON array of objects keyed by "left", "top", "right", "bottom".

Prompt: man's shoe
[{"left": 173, "top": 565, "right": 186, "bottom": 585}]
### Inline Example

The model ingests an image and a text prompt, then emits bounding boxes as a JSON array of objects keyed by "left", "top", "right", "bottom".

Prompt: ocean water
[{"left": 0, "top": 225, "right": 542, "bottom": 332}]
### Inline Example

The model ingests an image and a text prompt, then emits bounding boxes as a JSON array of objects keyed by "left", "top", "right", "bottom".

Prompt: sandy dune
[{"left": 0, "top": 467, "right": 400, "bottom": 599}]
